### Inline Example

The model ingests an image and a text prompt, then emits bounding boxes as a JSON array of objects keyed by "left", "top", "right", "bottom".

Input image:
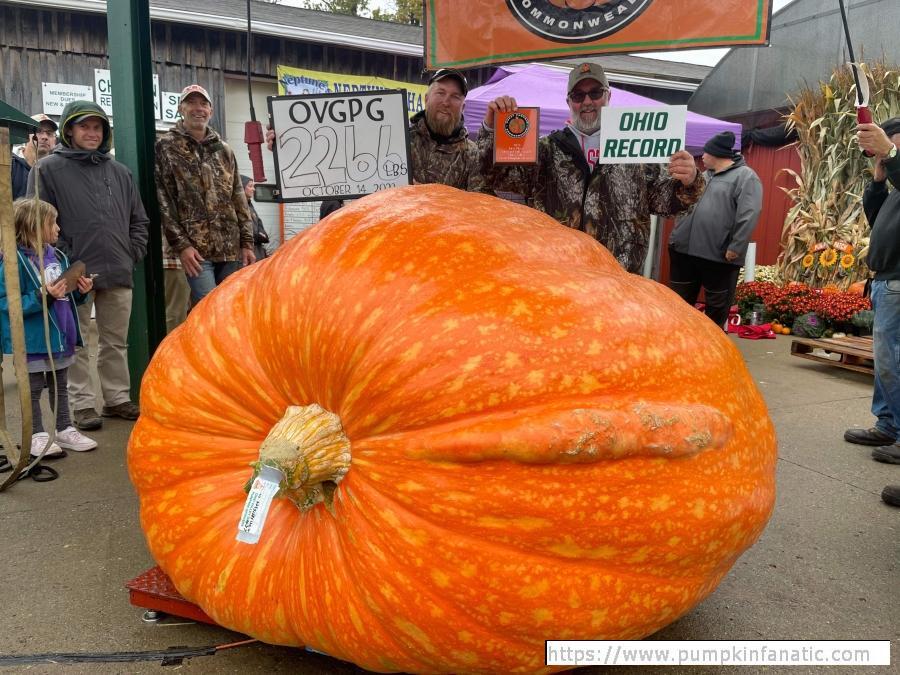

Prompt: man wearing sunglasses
[{"left": 479, "top": 62, "right": 703, "bottom": 274}]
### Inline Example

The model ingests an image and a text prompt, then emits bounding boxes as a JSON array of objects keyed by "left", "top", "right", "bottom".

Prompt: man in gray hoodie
[
  {"left": 668, "top": 131, "right": 763, "bottom": 330},
  {"left": 27, "top": 100, "right": 149, "bottom": 431}
]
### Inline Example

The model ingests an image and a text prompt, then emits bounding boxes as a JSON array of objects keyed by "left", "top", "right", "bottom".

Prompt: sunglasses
[{"left": 569, "top": 88, "right": 608, "bottom": 103}]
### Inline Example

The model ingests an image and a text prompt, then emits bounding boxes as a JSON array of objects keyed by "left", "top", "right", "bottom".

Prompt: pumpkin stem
[{"left": 249, "top": 404, "right": 351, "bottom": 513}]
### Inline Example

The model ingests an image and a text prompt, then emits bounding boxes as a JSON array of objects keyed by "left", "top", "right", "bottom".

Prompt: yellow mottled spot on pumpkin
[
  {"left": 549, "top": 537, "right": 618, "bottom": 559},
  {"left": 431, "top": 570, "right": 450, "bottom": 588},
  {"left": 354, "top": 232, "right": 387, "bottom": 266},
  {"left": 454, "top": 651, "right": 479, "bottom": 666},
  {"left": 461, "top": 563, "right": 477, "bottom": 578},
  {"left": 568, "top": 590, "right": 581, "bottom": 608},
  {"left": 394, "top": 619, "right": 436, "bottom": 653},
  {"left": 397, "top": 480, "right": 426, "bottom": 492},
  {"left": 520, "top": 579, "right": 549, "bottom": 599},
  {"left": 511, "top": 299, "right": 532, "bottom": 317},
  {"left": 507, "top": 382, "right": 520, "bottom": 398},
  {"left": 627, "top": 546, "right": 651, "bottom": 563},
  {"left": 159, "top": 542, "right": 174, "bottom": 555},
  {"left": 526, "top": 370, "right": 544, "bottom": 386},
  {"left": 216, "top": 558, "right": 237, "bottom": 594},
  {"left": 587, "top": 340, "right": 602, "bottom": 355},
  {"left": 458, "top": 630, "right": 473, "bottom": 643},
  {"left": 401, "top": 342, "right": 423, "bottom": 361},
  {"left": 503, "top": 352, "right": 522, "bottom": 368},
  {"left": 691, "top": 499, "right": 707, "bottom": 519},
  {"left": 487, "top": 393, "right": 501, "bottom": 406},
  {"left": 651, "top": 494, "right": 674, "bottom": 512},
  {"left": 533, "top": 608, "right": 553, "bottom": 624},
  {"left": 550, "top": 326, "right": 568, "bottom": 339},
  {"left": 463, "top": 355, "right": 482, "bottom": 372},
  {"left": 498, "top": 611, "right": 515, "bottom": 625},
  {"left": 579, "top": 373, "right": 601, "bottom": 394},
  {"left": 617, "top": 496, "right": 631, "bottom": 509},
  {"left": 457, "top": 242, "right": 475, "bottom": 254},
  {"left": 443, "top": 318, "right": 459, "bottom": 331},
  {"left": 477, "top": 515, "right": 549, "bottom": 531},
  {"left": 447, "top": 374, "right": 466, "bottom": 393}
]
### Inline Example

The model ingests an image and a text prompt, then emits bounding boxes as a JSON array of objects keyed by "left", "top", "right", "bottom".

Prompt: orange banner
[{"left": 424, "top": 0, "right": 773, "bottom": 69}]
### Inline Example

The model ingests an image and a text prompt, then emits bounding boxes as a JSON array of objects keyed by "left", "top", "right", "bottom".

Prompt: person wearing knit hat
[
  {"left": 845, "top": 117, "right": 900, "bottom": 508},
  {"left": 703, "top": 131, "right": 737, "bottom": 160},
  {"left": 668, "top": 130, "right": 763, "bottom": 331}
]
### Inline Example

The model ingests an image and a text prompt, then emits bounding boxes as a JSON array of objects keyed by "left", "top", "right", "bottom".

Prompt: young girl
[{"left": 1, "top": 199, "right": 97, "bottom": 458}]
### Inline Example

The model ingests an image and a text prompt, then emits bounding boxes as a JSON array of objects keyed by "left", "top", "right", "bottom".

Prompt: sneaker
[
  {"left": 56, "top": 426, "right": 98, "bottom": 452},
  {"left": 882, "top": 485, "right": 900, "bottom": 508},
  {"left": 30, "top": 432, "right": 66, "bottom": 459},
  {"left": 872, "top": 443, "right": 900, "bottom": 465},
  {"left": 102, "top": 401, "right": 140, "bottom": 420},
  {"left": 74, "top": 408, "right": 103, "bottom": 431},
  {"left": 843, "top": 427, "right": 895, "bottom": 446}
]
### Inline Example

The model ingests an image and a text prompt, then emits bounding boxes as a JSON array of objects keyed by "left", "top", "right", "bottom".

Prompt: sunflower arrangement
[{"left": 777, "top": 60, "right": 900, "bottom": 289}]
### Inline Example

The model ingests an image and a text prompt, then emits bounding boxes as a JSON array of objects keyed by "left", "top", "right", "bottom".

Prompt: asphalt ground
[{"left": 0, "top": 334, "right": 897, "bottom": 674}]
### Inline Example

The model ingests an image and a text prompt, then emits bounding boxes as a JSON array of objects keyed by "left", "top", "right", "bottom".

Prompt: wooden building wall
[{"left": 0, "top": 3, "right": 468, "bottom": 132}]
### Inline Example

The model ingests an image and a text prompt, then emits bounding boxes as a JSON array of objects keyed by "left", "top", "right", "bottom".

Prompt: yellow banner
[{"left": 276, "top": 65, "right": 428, "bottom": 117}]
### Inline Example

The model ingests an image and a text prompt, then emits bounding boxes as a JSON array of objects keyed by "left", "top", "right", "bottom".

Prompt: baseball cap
[
  {"left": 568, "top": 62, "right": 610, "bottom": 93},
  {"left": 31, "top": 113, "right": 58, "bottom": 131},
  {"left": 179, "top": 84, "right": 212, "bottom": 104},
  {"left": 70, "top": 111, "right": 109, "bottom": 125},
  {"left": 427, "top": 68, "right": 468, "bottom": 96}
]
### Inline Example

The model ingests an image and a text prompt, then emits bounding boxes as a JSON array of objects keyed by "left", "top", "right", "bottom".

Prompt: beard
[
  {"left": 572, "top": 110, "right": 601, "bottom": 135},
  {"left": 425, "top": 106, "right": 461, "bottom": 137}
]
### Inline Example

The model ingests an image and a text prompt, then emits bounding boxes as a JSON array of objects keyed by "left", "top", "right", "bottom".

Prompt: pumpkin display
[{"left": 128, "top": 185, "right": 776, "bottom": 674}]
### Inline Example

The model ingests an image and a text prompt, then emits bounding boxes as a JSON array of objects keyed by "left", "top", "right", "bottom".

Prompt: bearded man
[
  {"left": 479, "top": 62, "right": 704, "bottom": 274},
  {"left": 406, "top": 68, "right": 484, "bottom": 190}
]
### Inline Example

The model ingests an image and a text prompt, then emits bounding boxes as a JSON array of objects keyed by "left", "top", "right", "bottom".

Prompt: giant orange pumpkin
[{"left": 128, "top": 185, "right": 776, "bottom": 674}]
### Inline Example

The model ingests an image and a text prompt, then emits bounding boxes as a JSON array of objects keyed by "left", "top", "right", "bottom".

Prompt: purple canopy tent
[{"left": 463, "top": 64, "right": 742, "bottom": 154}]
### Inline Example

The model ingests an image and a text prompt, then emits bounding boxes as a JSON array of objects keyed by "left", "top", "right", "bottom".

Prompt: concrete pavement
[{"left": 0, "top": 336, "right": 896, "bottom": 673}]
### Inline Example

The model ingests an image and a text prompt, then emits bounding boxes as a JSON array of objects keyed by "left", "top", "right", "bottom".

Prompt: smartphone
[{"left": 253, "top": 183, "right": 281, "bottom": 203}]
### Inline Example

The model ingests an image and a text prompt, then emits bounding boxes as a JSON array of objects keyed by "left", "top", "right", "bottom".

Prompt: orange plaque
[{"left": 493, "top": 108, "right": 540, "bottom": 165}]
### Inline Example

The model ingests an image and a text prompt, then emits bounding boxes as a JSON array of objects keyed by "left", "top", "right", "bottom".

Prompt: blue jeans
[
  {"left": 186, "top": 260, "right": 241, "bottom": 304},
  {"left": 870, "top": 279, "right": 900, "bottom": 438}
]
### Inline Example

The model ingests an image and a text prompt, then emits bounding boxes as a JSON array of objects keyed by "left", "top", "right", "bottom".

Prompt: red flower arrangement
[{"left": 735, "top": 281, "right": 870, "bottom": 326}]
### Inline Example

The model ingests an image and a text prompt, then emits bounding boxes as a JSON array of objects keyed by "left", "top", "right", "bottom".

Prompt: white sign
[
  {"left": 597, "top": 106, "right": 687, "bottom": 164},
  {"left": 269, "top": 90, "right": 411, "bottom": 202},
  {"left": 94, "top": 69, "right": 161, "bottom": 120},
  {"left": 161, "top": 91, "right": 183, "bottom": 124},
  {"left": 41, "top": 83, "right": 94, "bottom": 116}
]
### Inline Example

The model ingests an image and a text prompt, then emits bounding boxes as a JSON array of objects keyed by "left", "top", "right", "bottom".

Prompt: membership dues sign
[
  {"left": 269, "top": 91, "right": 412, "bottom": 202},
  {"left": 424, "top": 0, "right": 773, "bottom": 68}
]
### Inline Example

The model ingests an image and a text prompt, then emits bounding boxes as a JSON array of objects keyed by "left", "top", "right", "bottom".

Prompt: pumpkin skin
[{"left": 128, "top": 185, "right": 776, "bottom": 674}]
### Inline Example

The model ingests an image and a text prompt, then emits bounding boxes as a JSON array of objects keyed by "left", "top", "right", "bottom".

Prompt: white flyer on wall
[{"left": 268, "top": 90, "right": 412, "bottom": 202}]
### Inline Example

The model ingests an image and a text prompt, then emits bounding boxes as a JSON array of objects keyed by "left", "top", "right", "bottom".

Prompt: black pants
[
  {"left": 668, "top": 248, "right": 741, "bottom": 330},
  {"left": 29, "top": 368, "right": 72, "bottom": 434}
]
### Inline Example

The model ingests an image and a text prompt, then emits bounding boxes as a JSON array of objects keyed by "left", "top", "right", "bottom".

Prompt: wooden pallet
[{"left": 790, "top": 335, "right": 874, "bottom": 375}]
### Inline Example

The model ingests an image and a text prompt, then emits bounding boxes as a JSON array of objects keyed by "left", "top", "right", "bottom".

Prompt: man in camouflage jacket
[
  {"left": 408, "top": 69, "right": 484, "bottom": 191},
  {"left": 479, "top": 63, "right": 704, "bottom": 274},
  {"left": 155, "top": 84, "right": 255, "bottom": 304}
]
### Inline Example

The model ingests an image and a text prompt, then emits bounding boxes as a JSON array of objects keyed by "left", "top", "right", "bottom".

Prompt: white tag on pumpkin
[{"left": 236, "top": 465, "right": 283, "bottom": 544}]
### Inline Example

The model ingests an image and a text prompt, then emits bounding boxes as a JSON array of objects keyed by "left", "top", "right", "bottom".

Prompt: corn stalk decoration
[{"left": 777, "top": 61, "right": 900, "bottom": 288}]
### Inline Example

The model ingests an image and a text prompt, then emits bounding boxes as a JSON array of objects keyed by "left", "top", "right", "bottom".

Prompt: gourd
[{"left": 128, "top": 185, "right": 776, "bottom": 674}]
